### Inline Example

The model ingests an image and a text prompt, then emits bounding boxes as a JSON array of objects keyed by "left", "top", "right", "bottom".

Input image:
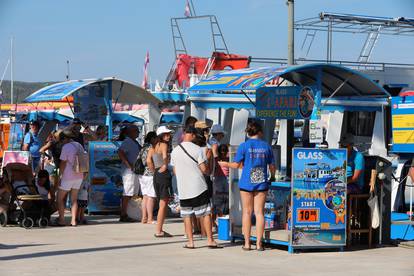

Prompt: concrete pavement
[{"left": 1, "top": 216, "right": 413, "bottom": 276}]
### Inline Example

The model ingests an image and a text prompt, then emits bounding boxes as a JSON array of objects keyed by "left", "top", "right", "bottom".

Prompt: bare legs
[
  {"left": 57, "top": 188, "right": 79, "bottom": 226},
  {"left": 240, "top": 190, "right": 267, "bottom": 249},
  {"left": 184, "top": 217, "right": 194, "bottom": 247},
  {"left": 184, "top": 214, "right": 217, "bottom": 247},
  {"left": 156, "top": 197, "right": 169, "bottom": 235},
  {"left": 142, "top": 196, "right": 155, "bottom": 223},
  {"left": 121, "top": 196, "right": 131, "bottom": 218}
]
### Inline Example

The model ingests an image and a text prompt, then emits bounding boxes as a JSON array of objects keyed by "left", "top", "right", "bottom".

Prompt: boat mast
[{"left": 10, "top": 37, "right": 13, "bottom": 105}]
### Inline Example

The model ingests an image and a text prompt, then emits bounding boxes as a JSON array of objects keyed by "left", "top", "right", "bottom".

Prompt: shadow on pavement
[
  {"left": 0, "top": 244, "right": 52, "bottom": 250},
  {"left": 0, "top": 240, "right": 187, "bottom": 261}
]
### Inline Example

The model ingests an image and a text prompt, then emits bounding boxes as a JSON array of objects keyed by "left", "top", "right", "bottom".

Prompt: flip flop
[
  {"left": 208, "top": 244, "right": 223, "bottom": 249},
  {"left": 242, "top": 246, "right": 251, "bottom": 251},
  {"left": 154, "top": 231, "right": 173, "bottom": 238},
  {"left": 183, "top": 244, "right": 195, "bottom": 249},
  {"left": 53, "top": 219, "right": 66, "bottom": 227},
  {"left": 256, "top": 247, "right": 265, "bottom": 252}
]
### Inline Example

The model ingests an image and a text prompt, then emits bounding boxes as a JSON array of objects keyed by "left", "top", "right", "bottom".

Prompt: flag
[
  {"left": 141, "top": 51, "right": 149, "bottom": 89},
  {"left": 184, "top": 0, "right": 191, "bottom": 17}
]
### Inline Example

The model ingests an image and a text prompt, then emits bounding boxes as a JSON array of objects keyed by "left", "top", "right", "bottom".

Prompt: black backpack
[{"left": 133, "top": 147, "right": 146, "bottom": 175}]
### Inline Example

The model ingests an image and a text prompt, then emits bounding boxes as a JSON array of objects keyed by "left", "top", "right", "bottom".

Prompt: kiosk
[
  {"left": 189, "top": 63, "right": 393, "bottom": 252},
  {"left": 22, "top": 78, "right": 160, "bottom": 213}
]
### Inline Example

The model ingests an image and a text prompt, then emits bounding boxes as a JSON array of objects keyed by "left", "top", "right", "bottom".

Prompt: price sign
[{"left": 297, "top": 208, "right": 319, "bottom": 222}]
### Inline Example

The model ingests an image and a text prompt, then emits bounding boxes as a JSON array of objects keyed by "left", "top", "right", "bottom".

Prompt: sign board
[
  {"left": 74, "top": 83, "right": 108, "bottom": 126},
  {"left": 291, "top": 148, "right": 347, "bottom": 248},
  {"left": 2, "top": 151, "right": 31, "bottom": 168},
  {"left": 88, "top": 141, "right": 123, "bottom": 213},
  {"left": 309, "top": 120, "right": 323, "bottom": 144},
  {"left": 256, "top": 86, "right": 318, "bottom": 120},
  {"left": 391, "top": 96, "right": 414, "bottom": 153}
]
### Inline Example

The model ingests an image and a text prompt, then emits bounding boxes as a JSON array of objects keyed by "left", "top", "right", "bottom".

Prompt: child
[
  {"left": 77, "top": 177, "right": 90, "bottom": 225},
  {"left": 35, "top": 170, "right": 51, "bottom": 201},
  {"left": 213, "top": 144, "right": 230, "bottom": 218}
]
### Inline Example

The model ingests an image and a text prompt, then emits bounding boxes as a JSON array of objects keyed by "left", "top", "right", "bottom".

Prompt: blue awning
[
  {"left": 16, "top": 111, "right": 72, "bottom": 123},
  {"left": 111, "top": 113, "right": 144, "bottom": 124},
  {"left": 189, "top": 63, "right": 390, "bottom": 98},
  {"left": 24, "top": 78, "right": 161, "bottom": 105},
  {"left": 152, "top": 92, "right": 188, "bottom": 102},
  {"left": 159, "top": 113, "right": 183, "bottom": 124}
]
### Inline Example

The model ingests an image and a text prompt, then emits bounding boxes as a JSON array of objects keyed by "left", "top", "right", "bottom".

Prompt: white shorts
[
  {"left": 60, "top": 178, "right": 83, "bottom": 191},
  {"left": 122, "top": 169, "right": 140, "bottom": 196},
  {"left": 139, "top": 175, "right": 156, "bottom": 198}
]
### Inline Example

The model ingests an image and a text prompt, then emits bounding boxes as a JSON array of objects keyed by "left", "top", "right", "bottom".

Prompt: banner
[
  {"left": 256, "top": 86, "right": 318, "bottom": 120},
  {"left": 74, "top": 83, "right": 108, "bottom": 126},
  {"left": 291, "top": 148, "right": 347, "bottom": 248},
  {"left": 391, "top": 96, "right": 414, "bottom": 153},
  {"left": 88, "top": 141, "right": 123, "bottom": 213}
]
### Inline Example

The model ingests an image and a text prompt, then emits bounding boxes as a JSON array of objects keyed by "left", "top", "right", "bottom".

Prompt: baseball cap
[
  {"left": 210, "top": 124, "right": 226, "bottom": 134},
  {"left": 156, "top": 125, "right": 172, "bottom": 136}
]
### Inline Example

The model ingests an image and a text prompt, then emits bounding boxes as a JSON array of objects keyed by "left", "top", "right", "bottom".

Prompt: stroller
[{"left": 1, "top": 163, "right": 50, "bottom": 229}]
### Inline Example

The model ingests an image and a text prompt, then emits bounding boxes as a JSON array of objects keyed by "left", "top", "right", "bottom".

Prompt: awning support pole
[
  {"left": 240, "top": 90, "right": 256, "bottom": 107},
  {"left": 321, "top": 74, "right": 352, "bottom": 106},
  {"left": 65, "top": 97, "right": 75, "bottom": 116}
]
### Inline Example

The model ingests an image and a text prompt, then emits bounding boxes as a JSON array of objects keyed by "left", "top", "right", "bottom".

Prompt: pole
[
  {"left": 66, "top": 60, "right": 70, "bottom": 81},
  {"left": 286, "top": 0, "right": 295, "bottom": 177},
  {"left": 287, "top": 0, "right": 294, "bottom": 66},
  {"left": 10, "top": 37, "right": 13, "bottom": 105}
]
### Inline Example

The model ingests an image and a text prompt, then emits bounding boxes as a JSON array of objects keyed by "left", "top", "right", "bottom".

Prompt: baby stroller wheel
[
  {"left": 0, "top": 211, "right": 7, "bottom": 227},
  {"left": 22, "top": 217, "right": 34, "bottom": 229},
  {"left": 37, "top": 217, "right": 48, "bottom": 228}
]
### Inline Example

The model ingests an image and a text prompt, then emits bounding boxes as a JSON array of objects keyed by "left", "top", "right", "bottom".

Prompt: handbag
[
  {"left": 71, "top": 142, "right": 89, "bottom": 173},
  {"left": 133, "top": 147, "right": 146, "bottom": 175},
  {"left": 367, "top": 192, "right": 380, "bottom": 229}
]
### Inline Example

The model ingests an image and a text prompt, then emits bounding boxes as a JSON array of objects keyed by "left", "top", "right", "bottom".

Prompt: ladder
[
  {"left": 200, "top": 56, "right": 216, "bottom": 80},
  {"left": 299, "top": 29, "right": 317, "bottom": 59},
  {"left": 358, "top": 25, "right": 382, "bottom": 63},
  {"left": 171, "top": 18, "right": 187, "bottom": 57},
  {"left": 210, "top": 15, "right": 229, "bottom": 54}
]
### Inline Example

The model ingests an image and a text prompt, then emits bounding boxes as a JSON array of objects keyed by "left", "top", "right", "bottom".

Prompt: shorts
[
  {"left": 153, "top": 169, "right": 172, "bottom": 200},
  {"left": 122, "top": 169, "right": 140, "bottom": 196},
  {"left": 213, "top": 176, "right": 228, "bottom": 194},
  {"left": 60, "top": 178, "right": 83, "bottom": 191},
  {"left": 139, "top": 175, "right": 156, "bottom": 198},
  {"left": 239, "top": 188, "right": 269, "bottom": 193},
  {"left": 77, "top": 200, "right": 88, "bottom": 208},
  {"left": 180, "top": 190, "right": 211, "bottom": 218}
]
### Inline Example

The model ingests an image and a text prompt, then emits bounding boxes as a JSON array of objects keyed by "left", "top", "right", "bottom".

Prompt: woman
[
  {"left": 139, "top": 131, "right": 157, "bottom": 224},
  {"left": 219, "top": 121, "right": 275, "bottom": 251},
  {"left": 56, "top": 129, "right": 85, "bottom": 226},
  {"left": 147, "top": 126, "right": 173, "bottom": 237}
]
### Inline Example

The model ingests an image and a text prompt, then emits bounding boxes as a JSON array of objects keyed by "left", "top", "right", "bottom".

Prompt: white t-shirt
[
  {"left": 171, "top": 142, "right": 207, "bottom": 200},
  {"left": 60, "top": 141, "right": 84, "bottom": 182}
]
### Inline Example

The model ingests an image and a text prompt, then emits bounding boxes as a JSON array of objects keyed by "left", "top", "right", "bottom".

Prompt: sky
[{"left": 0, "top": 0, "right": 413, "bottom": 84}]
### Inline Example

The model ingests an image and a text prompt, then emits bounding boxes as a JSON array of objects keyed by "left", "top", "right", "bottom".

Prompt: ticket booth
[{"left": 189, "top": 63, "right": 392, "bottom": 252}]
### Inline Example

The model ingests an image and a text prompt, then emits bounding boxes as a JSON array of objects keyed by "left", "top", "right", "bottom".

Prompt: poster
[
  {"left": 256, "top": 86, "right": 318, "bottom": 120},
  {"left": 8, "top": 123, "right": 26, "bottom": 151},
  {"left": 391, "top": 96, "right": 414, "bottom": 153},
  {"left": 291, "top": 148, "right": 347, "bottom": 247},
  {"left": 88, "top": 141, "right": 123, "bottom": 213},
  {"left": 74, "top": 82, "right": 108, "bottom": 126},
  {"left": 309, "top": 120, "right": 323, "bottom": 144}
]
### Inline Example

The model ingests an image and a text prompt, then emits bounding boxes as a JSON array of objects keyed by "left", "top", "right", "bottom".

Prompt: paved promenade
[{"left": 1, "top": 216, "right": 413, "bottom": 276}]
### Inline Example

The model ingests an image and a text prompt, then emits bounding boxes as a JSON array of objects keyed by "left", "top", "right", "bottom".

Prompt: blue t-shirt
[
  {"left": 347, "top": 150, "right": 365, "bottom": 190},
  {"left": 234, "top": 138, "right": 274, "bottom": 191},
  {"left": 24, "top": 132, "right": 41, "bottom": 158}
]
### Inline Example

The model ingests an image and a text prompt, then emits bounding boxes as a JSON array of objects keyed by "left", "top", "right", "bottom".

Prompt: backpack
[
  {"left": 70, "top": 142, "right": 89, "bottom": 173},
  {"left": 133, "top": 147, "right": 146, "bottom": 175}
]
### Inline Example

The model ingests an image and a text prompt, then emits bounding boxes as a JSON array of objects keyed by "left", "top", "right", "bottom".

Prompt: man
[
  {"left": 118, "top": 125, "right": 141, "bottom": 222},
  {"left": 171, "top": 126, "right": 220, "bottom": 249},
  {"left": 23, "top": 121, "right": 41, "bottom": 171},
  {"left": 172, "top": 116, "right": 197, "bottom": 148},
  {"left": 209, "top": 124, "right": 226, "bottom": 159},
  {"left": 340, "top": 135, "right": 365, "bottom": 194}
]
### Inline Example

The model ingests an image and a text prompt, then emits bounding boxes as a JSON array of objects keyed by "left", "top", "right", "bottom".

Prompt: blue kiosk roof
[{"left": 189, "top": 63, "right": 390, "bottom": 98}]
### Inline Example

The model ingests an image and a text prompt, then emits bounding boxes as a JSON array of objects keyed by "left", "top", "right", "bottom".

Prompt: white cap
[
  {"left": 210, "top": 124, "right": 225, "bottom": 134},
  {"left": 156, "top": 125, "right": 172, "bottom": 136}
]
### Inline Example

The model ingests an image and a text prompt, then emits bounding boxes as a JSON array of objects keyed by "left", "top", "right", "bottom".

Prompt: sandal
[
  {"left": 154, "top": 231, "right": 173, "bottom": 238},
  {"left": 242, "top": 246, "right": 251, "bottom": 251},
  {"left": 53, "top": 219, "right": 66, "bottom": 227},
  {"left": 183, "top": 244, "right": 195, "bottom": 249},
  {"left": 208, "top": 244, "right": 223, "bottom": 249}
]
